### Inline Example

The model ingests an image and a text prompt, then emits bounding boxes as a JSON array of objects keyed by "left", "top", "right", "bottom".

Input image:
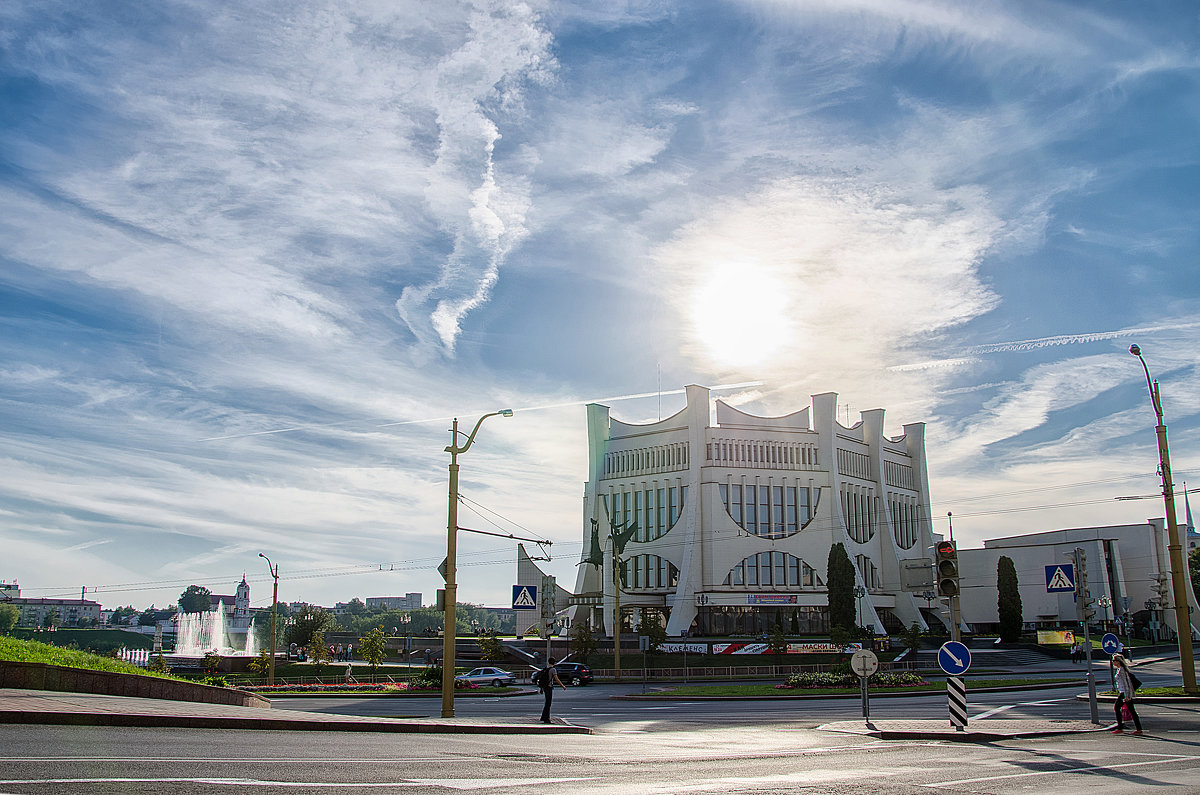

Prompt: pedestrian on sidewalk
[
  {"left": 535, "top": 658, "right": 566, "bottom": 724},
  {"left": 1112, "top": 653, "right": 1143, "bottom": 734}
]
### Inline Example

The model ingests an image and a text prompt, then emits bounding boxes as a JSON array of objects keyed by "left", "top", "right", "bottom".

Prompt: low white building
[
  {"left": 366, "top": 594, "right": 422, "bottom": 611},
  {"left": 956, "top": 520, "right": 1200, "bottom": 640},
  {"left": 569, "top": 385, "right": 937, "bottom": 637}
]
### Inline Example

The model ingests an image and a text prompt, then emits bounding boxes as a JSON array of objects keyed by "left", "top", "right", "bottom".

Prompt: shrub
[{"left": 782, "top": 670, "right": 925, "bottom": 689}]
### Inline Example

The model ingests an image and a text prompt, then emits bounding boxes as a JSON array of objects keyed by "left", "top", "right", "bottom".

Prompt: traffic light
[{"left": 936, "top": 540, "right": 960, "bottom": 598}]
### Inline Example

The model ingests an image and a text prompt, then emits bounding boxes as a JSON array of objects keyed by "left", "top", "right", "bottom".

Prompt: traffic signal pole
[
  {"left": 936, "top": 541, "right": 962, "bottom": 642},
  {"left": 1075, "top": 547, "right": 1100, "bottom": 724}
]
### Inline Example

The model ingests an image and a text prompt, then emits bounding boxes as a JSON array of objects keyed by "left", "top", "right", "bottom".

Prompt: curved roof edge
[
  {"left": 715, "top": 399, "right": 811, "bottom": 430},
  {"left": 609, "top": 402, "right": 689, "bottom": 437}
]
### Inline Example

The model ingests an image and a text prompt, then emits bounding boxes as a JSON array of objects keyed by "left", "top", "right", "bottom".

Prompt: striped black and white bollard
[{"left": 947, "top": 675, "right": 967, "bottom": 731}]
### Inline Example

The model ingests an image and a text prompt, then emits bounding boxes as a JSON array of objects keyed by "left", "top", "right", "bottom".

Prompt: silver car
[{"left": 454, "top": 667, "right": 517, "bottom": 687}]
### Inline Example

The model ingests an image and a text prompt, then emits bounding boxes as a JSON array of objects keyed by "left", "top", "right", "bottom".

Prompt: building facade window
[
  {"left": 889, "top": 495, "right": 919, "bottom": 550},
  {"left": 842, "top": 487, "right": 876, "bottom": 543},
  {"left": 723, "top": 551, "right": 821, "bottom": 588},
  {"left": 620, "top": 554, "right": 679, "bottom": 591},
  {"left": 719, "top": 481, "right": 814, "bottom": 539},
  {"left": 602, "top": 484, "right": 688, "bottom": 540}
]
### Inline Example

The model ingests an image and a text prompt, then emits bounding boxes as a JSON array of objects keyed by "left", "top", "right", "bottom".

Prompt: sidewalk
[
  {"left": 820, "top": 718, "right": 1109, "bottom": 742},
  {"left": 0, "top": 688, "right": 591, "bottom": 735}
]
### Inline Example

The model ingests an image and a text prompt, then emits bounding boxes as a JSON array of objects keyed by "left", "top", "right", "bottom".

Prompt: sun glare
[{"left": 690, "top": 263, "right": 792, "bottom": 368}]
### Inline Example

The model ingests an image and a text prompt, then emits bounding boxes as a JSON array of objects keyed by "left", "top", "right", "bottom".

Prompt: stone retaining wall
[{"left": 0, "top": 661, "right": 270, "bottom": 709}]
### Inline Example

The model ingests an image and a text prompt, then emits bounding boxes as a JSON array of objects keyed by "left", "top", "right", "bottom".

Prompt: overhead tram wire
[{"left": 37, "top": 474, "right": 1181, "bottom": 601}]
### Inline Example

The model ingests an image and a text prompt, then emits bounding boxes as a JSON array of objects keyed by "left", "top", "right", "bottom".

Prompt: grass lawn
[
  {"left": 1101, "top": 687, "right": 1193, "bottom": 697},
  {"left": 652, "top": 677, "right": 1083, "bottom": 697},
  {"left": 255, "top": 686, "right": 525, "bottom": 696},
  {"left": 0, "top": 635, "right": 179, "bottom": 680},
  {"left": 10, "top": 628, "right": 153, "bottom": 653}
]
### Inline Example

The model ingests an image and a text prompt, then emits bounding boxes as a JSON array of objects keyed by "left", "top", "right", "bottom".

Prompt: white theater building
[{"left": 569, "top": 385, "right": 937, "bottom": 638}]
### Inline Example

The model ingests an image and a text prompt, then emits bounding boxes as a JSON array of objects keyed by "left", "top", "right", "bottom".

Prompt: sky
[{"left": 2, "top": 1, "right": 1199, "bottom": 614}]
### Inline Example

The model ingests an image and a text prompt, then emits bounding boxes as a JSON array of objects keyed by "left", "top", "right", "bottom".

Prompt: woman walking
[{"left": 1112, "top": 653, "right": 1143, "bottom": 734}]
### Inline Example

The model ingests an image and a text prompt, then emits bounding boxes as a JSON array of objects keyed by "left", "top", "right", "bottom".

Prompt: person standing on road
[
  {"left": 537, "top": 658, "right": 566, "bottom": 724},
  {"left": 1112, "top": 653, "right": 1143, "bottom": 734}
]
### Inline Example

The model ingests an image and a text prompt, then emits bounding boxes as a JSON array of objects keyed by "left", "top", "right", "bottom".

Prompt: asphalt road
[{"left": 0, "top": 658, "right": 1197, "bottom": 794}]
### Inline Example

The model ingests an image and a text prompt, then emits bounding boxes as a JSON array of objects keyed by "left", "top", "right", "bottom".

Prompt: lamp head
[
  {"left": 499, "top": 408, "right": 514, "bottom": 417},
  {"left": 1130, "top": 344, "right": 1141, "bottom": 356},
  {"left": 259, "top": 552, "right": 265, "bottom": 559}
]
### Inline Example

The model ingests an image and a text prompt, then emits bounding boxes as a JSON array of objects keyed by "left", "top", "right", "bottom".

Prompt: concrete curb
[
  {"left": 259, "top": 688, "right": 536, "bottom": 699},
  {"left": 614, "top": 680, "right": 1087, "bottom": 701},
  {"left": 0, "top": 708, "right": 591, "bottom": 734},
  {"left": 819, "top": 719, "right": 1109, "bottom": 742},
  {"left": 1076, "top": 693, "right": 1200, "bottom": 703}
]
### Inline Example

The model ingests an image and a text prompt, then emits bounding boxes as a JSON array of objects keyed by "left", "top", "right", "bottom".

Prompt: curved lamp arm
[
  {"left": 258, "top": 552, "right": 278, "bottom": 578},
  {"left": 445, "top": 409, "right": 514, "bottom": 456},
  {"left": 1129, "top": 345, "right": 1164, "bottom": 420}
]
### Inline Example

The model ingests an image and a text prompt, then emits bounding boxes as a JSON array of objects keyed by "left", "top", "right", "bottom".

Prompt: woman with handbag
[{"left": 1112, "top": 653, "right": 1143, "bottom": 734}]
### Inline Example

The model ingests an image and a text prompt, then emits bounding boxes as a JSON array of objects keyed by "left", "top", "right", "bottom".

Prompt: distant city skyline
[{"left": 3, "top": 2, "right": 1199, "bottom": 613}]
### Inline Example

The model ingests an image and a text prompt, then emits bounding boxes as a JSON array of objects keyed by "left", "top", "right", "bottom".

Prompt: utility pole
[
  {"left": 1075, "top": 548, "right": 1099, "bottom": 724},
  {"left": 259, "top": 553, "right": 279, "bottom": 685},
  {"left": 1130, "top": 345, "right": 1198, "bottom": 694}
]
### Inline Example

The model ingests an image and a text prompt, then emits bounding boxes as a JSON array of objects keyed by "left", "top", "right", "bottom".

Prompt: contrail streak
[
  {"left": 889, "top": 320, "right": 1200, "bottom": 372},
  {"left": 199, "top": 381, "right": 763, "bottom": 442}
]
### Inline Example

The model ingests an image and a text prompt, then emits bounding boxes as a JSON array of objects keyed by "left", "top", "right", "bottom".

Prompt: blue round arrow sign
[
  {"left": 938, "top": 641, "right": 972, "bottom": 675},
  {"left": 1101, "top": 633, "right": 1121, "bottom": 655}
]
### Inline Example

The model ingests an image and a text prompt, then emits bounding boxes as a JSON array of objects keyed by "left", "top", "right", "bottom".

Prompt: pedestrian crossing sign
[
  {"left": 1045, "top": 564, "right": 1075, "bottom": 593},
  {"left": 512, "top": 585, "right": 538, "bottom": 609}
]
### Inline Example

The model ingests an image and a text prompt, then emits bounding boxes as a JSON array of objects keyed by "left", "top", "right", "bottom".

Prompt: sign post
[
  {"left": 850, "top": 649, "right": 879, "bottom": 719},
  {"left": 938, "top": 641, "right": 972, "bottom": 731},
  {"left": 1102, "top": 632, "right": 1122, "bottom": 690}
]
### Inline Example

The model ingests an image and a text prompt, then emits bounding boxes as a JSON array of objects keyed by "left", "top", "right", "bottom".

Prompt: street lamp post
[
  {"left": 853, "top": 585, "right": 866, "bottom": 631},
  {"left": 1129, "top": 345, "right": 1197, "bottom": 694},
  {"left": 1097, "top": 596, "right": 1112, "bottom": 633},
  {"left": 258, "top": 553, "right": 279, "bottom": 686},
  {"left": 442, "top": 408, "right": 514, "bottom": 718},
  {"left": 399, "top": 613, "right": 411, "bottom": 665}
]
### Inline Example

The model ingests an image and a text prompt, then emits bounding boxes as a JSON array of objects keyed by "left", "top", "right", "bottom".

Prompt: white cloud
[{"left": 651, "top": 174, "right": 1002, "bottom": 415}]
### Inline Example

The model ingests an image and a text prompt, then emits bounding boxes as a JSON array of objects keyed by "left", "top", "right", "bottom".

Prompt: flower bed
[
  {"left": 241, "top": 680, "right": 486, "bottom": 694},
  {"left": 779, "top": 671, "right": 926, "bottom": 690}
]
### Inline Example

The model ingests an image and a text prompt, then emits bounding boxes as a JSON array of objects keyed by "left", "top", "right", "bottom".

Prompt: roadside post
[
  {"left": 681, "top": 630, "right": 688, "bottom": 685},
  {"left": 1072, "top": 548, "right": 1100, "bottom": 724},
  {"left": 639, "top": 634, "right": 649, "bottom": 694},
  {"left": 850, "top": 648, "right": 879, "bottom": 719},
  {"left": 938, "top": 640, "right": 971, "bottom": 731},
  {"left": 1101, "top": 632, "right": 1122, "bottom": 691}
]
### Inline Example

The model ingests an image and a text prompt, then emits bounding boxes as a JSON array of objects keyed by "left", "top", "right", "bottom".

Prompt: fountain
[{"left": 174, "top": 609, "right": 257, "bottom": 656}]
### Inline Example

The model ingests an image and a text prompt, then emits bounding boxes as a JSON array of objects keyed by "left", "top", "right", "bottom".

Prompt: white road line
[
  {"left": 972, "top": 697, "right": 1070, "bottom": 720},
  {"left": 0, "top": 777, "right": 594, "bottom": 790},
  {"left": 0, "top": 757, "right": 474, "bottom": 764},
  {"left": 922, "top": 756, "right": 1200, "bottom": 788}
]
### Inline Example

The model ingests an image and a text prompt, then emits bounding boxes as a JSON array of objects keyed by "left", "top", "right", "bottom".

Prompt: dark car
[{"left": 554, "top": 662, "right": 593, "bottom": 686}]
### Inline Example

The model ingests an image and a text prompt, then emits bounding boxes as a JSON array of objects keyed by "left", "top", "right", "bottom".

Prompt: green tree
[
  {"left": 635, "top": 611, "right": 667, "bottom": 653},
  {"left": 996, "top": 555, "right": 1023, "bottom": 643},
  {"left": 245, "top": 651, "right": 271, "bottom": 676},
  {"left": 477, "top": 632, "right": 505, "bottom": 662},
  {"left": 902, "top": 622, "right": 923, "bottom": 652},
  {"left": 359, "top": 626, "right": 388, "bottom": 671},
  {"left": 769, "top": 623, "right": 788, "bottom": 661},
  {"left": 345, "top": 598, "right": 367, "bottom": 617},
  {"left": 0, "top": 603, "right": 19, "bottom": 634},
  {"left": 286, "top": 606, "right": 335, "bottom": 648},
  {"left": 826, "top": 543, "right": 856, "bottom": 632},
  {"left": 1189, "top": 548, "right": 1200, "bottom": 602},
  {"left": 308, "top": 629, "right": 330, "bottom": 673},
  {"left": 42, "top": 608, "right": 60, "bottom": 629},
  {"left": 829, "top": 625, "right": 852, "bottom": 653},
  {"left": 570, "top": 621, "right": 598, "bottom": 659},
  {"left": 178, "top": 585, "right": 212, "bottom": 614}
]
